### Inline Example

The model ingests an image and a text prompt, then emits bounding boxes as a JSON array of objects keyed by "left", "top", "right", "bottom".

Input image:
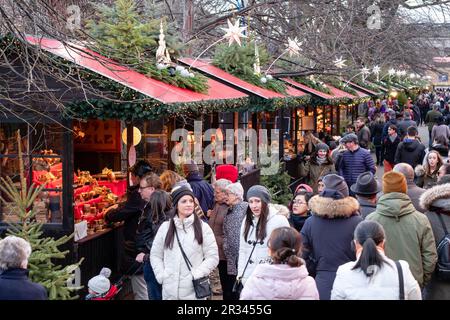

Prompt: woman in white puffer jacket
[
  {"left": 150, "top": 186, "right": 219, "bottom": 300},
  {"left": 237, "top": 185, "right": 290, "bottom": 286}
]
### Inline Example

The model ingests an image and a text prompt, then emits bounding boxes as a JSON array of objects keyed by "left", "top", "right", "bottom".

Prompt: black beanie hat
[{"left": 171, "top": 186, "right": 196, "bottom": 206}]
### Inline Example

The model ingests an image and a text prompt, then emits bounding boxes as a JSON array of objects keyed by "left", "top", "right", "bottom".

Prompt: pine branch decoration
[{"left": 0, "top": 130, "right": 83, "bottom": 300}]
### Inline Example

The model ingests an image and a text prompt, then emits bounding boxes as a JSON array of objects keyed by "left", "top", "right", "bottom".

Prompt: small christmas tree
[
  {"left": 0, "top": 130, "right": 82, "bottom": 300},
  {"left": 260, "top": 162, "right": 292, "bottom": 205},
  {"left": 86, "top": 0, "right": 208, "bottom": 93}
]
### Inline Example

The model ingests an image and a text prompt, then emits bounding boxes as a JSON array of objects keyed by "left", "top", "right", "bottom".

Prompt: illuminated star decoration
[
  {"left": 334, "top": 57, "right": 347, "bottom": 69},
  {"left": 286, "top": 37, "right": 302, "bottom": 57},
  {"left": 372, "top": 65, "right": 381, "bottom": 81},
  {"left": 388, "top": 68, "right": 396, "bottom": 76},
  {"left": 361, "top": 67, "right": 370, "bottom": 75},
  {"left": 221, "top": 19, "right": 247, "bottom": 46},
  {"left": 372, "top": 65, "right": 380, "bottom": 75},
  {"left": 361, "top": 67, "right": 370, "bottom": 82}
]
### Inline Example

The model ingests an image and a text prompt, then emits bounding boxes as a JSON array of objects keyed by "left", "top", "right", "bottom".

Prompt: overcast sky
[{"left": 401, "top": 1, "right": 450, "bottom": 23}]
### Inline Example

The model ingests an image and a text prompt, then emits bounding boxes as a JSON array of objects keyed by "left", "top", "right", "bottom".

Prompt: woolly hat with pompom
[{"left": 88, "top": 267, "right": 111, "bottom": 294}]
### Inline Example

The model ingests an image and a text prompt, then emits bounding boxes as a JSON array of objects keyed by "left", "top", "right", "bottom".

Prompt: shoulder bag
[
  {"left": 395, "top": 261, "right": 405, "bottom": 300},
  {"left": 232, "top": 240, "right": 257, "bottom": 297},
  {"left": 174, "top": 226, "right": 211, "bottom": 299}
]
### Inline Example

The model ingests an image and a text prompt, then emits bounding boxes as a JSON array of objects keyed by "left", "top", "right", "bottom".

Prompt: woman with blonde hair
[
  {"left": 160, "top": 170, "right": 188, "bottom": 192},
  {"left": 415, "top": 150, "right": 444, "bottom": 189},
  {"left": 160, "top": 170, "right": 206, "bottom": 220}
]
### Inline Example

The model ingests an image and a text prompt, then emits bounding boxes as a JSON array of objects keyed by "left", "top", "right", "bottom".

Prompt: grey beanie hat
[
  {"left": 322, "top": 174, "right": 349, "bottom": 197},
  {"left": 316, "top": 143, "right": 329, "bottom": 152},
  {"left": 246, "top": 185, "right": 271, "bottom": 203}
]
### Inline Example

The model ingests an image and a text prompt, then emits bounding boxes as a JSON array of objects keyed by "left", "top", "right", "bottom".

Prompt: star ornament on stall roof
[
  {"left": 372, "top": 65, "right": 380, "bottom": 74},
  {"left": 286, "top": 37, "right": 302, "bottom": 57},
  {"left": 221, "top": 19, "right": 247, "bottom": 46},
  {"left": 388, "top": 68, "right": 396, "bottom": 76},
  {"left": 361, "top": 67, "right": 370, "bottom": 75},
  {"left": 334, "top": 57, "right": 347, "bottom": 69}
]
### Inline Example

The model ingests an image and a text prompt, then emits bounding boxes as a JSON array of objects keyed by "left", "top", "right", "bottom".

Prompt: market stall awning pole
[{"left": 127, "top": 121, "right": 133, "bottom": 187}]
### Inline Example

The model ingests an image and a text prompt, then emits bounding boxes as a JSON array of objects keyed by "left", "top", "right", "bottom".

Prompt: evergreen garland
[
  {"left": 352, "top": 79, "right": 383, "bottom": 94},
  {"left": 86, "top": 0, "right": 209, "bottom": 93},
  {"left": 292, "top": 77, "right": 332, "bottom": 95},
  {"left": 213, "top": 43, "right": 287, "bottom": 94},
  {"left": 324, "top": 78, "right": 358, "bottom": 95}
]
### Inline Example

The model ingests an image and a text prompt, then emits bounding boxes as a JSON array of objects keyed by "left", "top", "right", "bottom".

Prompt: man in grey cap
[
  {"left": 350, "top": 172, "right": 381, "bottom": 219},
  {"left": 393, "top": 163, "right": 426, "bottom": 213},
  {"left": 382, "top": 109, "right": 398, "bottom": 142},
  {"left": 338, "top": 133, "right": 376, "bottom": 190}
]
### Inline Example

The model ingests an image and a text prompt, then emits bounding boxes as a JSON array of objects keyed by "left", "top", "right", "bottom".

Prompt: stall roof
[
  {"left": 25, "top": 36, "right": 248, "bottom": 104},
  {"left": 178, "top": 58, "right": 309, "bottom": 99},
  {"left": 281, "top": 78, "right": 334, "bottom": 99},
  {"left": 342, "top": 79, "right": 381, "bottom": 96}
]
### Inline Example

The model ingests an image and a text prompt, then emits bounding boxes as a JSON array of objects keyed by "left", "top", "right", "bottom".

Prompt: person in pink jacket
[{"left": 240, "top": 227, "right": 319, "bottom": 300}]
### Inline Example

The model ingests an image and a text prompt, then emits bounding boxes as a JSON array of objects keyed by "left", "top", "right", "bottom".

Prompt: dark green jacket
[
  {"left": 425, "top": 110, "right": 442, "bottom": 132},
  {"left": 366, "top": 192, "right": 437, "bottom": 287}
]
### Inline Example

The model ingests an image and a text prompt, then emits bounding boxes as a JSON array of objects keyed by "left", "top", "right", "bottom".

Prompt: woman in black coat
[
  {"left": 370, "top": 115, "right": 385, "bottom": 166},
  {"left": 135, "top": 189, "right": 172, "bottom": 300},
  {"left": 301, "top": 174, "right": 362, "bottom": 300}
]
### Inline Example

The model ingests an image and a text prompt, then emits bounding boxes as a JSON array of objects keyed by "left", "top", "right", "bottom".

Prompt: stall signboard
[
  {"left": 74, "top": 120, "right": 121, "bottom": 152},
  {"left": 301, "top": 116, "right": 315, "bottom": 131}
]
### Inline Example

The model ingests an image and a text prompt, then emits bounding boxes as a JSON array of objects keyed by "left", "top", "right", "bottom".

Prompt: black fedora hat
[{"left": 350, "top": 172, "right": 381, "bottom": 195}]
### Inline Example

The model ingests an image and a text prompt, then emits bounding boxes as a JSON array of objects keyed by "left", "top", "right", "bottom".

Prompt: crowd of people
[{"left": 1, "top": 90, "right": 450, "bottom": 300}]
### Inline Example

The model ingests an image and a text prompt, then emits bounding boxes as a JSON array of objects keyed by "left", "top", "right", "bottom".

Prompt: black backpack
[{"left": 436, "top": 213, "right": 450, "bottom": 281}]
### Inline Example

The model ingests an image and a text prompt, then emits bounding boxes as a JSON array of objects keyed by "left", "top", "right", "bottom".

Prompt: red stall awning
[
  {"left": 25, "top": 36, "right": 248, "bottom": 104},
  {"left": 178, "top": 58, "right": 309, "bottom": 99}
]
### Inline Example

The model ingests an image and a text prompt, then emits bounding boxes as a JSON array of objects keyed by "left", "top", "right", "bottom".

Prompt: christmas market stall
[
  {"left": 178, "top": 57, "right": 311, "bottom": 164},
  {"left": 2, "top": 35, "right": 252, "bottom": 295},
  {"left": 280, "top": 77, "right": 370, "bottom": 148}
]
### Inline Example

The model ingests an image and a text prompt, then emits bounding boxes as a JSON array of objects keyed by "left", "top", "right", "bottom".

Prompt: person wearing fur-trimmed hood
[
  {"left": 419, "top": 183, "right": 450, "bottom": 300},
  {"left": 300, "top": 174, "right": 362, "bottom": 300}
]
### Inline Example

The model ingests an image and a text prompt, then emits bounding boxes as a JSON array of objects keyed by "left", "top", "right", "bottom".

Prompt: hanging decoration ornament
[
  {"left": 222, "top": 19, "right": 247, "bottom": 46},
  {"left": 361, "top": 67, "right": 370, "bottom": 82},
  {"left": 334, "top": 57, "right": 347, "bottom": 69},
  {"left": 286, "top": 37, "right": 301, "bottom": 57},
  {"left": 372, "top": 65, "right": 380, "bottom": 81},
  {"left": 264, "top": 37, "right": 302, "bottom": 77},
  {"left": 188, "top": 19, "right": 247, "bottom": 71}
]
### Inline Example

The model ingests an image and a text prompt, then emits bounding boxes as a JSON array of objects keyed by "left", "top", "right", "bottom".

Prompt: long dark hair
[
  {"left": 144, "top": 190, "right": 172, "bottom": 225},
  {"left": 352, "top": 221, "right": 387, "bottom": 277},
  {"left": 268, "top": 227, "right": 303, "bottom": 267},
  {"left": 164, "top": 195, "right": 203, "bottom": 249},
  {"left": 244, "top": 201, "right": 269, "bottom": 242}
]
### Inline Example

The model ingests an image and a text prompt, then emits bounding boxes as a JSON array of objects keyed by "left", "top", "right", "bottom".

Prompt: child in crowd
[{"left": 85, "top": 267, "right": 112, "bottom": 300}]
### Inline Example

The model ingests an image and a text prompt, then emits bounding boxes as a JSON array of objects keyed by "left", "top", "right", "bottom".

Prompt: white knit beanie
[
  {"left": 88, "top": 267, "right": 111, "bottom": 294},
  {"left": 225, "top": 182, "right": 244, "bottom": 200}
]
